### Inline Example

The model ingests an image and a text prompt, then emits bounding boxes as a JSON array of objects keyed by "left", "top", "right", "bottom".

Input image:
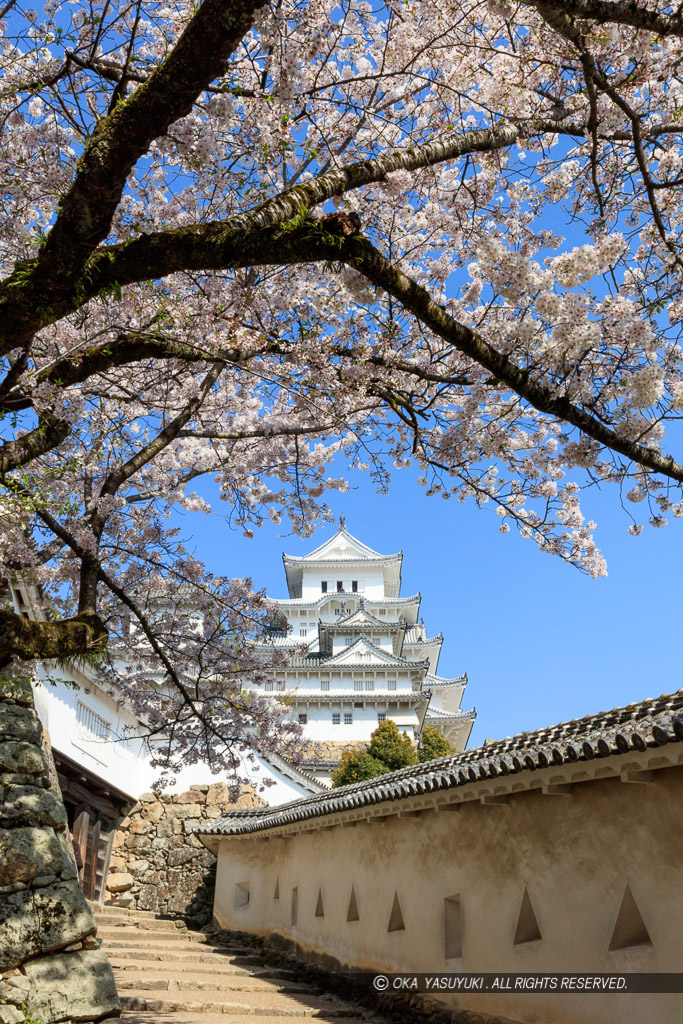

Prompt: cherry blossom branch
[
  {"left": 339, "top": 236, "right": 683, "bottom": 484},
  {"left": 536, "top": 3, "right": 683, "bottom": 273},
  {"left": 0, "top": 332, "right": 266, "bottom": 412},
  {"left": 2, "top": 111, "right": 609, "bottom": 360},
  {"left": 64, "top": 50, "right": 256, "bottom": 98},
  {"left": 96, "top": 360, "right": 225, "bottom": 508},
  {"left": 528, "top": 0, "right": 683, "bottom": 38},
  {"left": 0, "top": 0, "right": 265, "bottom": 349},
  {"left": 0, "top": 475, "right": 258, "bottom": 749},
  {"left": 0, "top": 414, "right": 71, "bottom": 473},
  {"left": 0, "top": 608, "right": 107, "bottom": 669}
]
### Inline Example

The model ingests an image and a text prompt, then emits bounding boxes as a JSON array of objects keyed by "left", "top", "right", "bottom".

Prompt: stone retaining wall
[
  {"left": 0, "top": 673, "right": 119, "bottom": 1024},
  {"left": 108, "top": 783, "right": 263, "bottom": 928}
]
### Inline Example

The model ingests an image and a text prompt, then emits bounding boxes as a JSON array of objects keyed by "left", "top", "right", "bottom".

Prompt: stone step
[
  {"left": 120, "top": 993, "right": 363, "bottom": 1017},
  {"left": 97, "top": 927, "right": 209, "bottom": 944},
  {"left": 93, "top": 915, "right": 188, "bottom": 932},
  {"left": 99, "top": 937, "right": 226, "bottom": 953},
  {"left": 111, "top": 960, "right": 300, "bottom": 981},
  {"left": 121, "top": 1014, "right": 364, "bottom": 1024},
  {"left": 115, "top": 975, "right": 321, "bottom": 994},
  {"left": 104, "top": 947, "right": 262, "bottom": 964},
  {"left": 109, "top": 959, "right": 258, "bottom": 978},
  {"left": 89, "top": 903, "right": 164, "bottom": 919}
]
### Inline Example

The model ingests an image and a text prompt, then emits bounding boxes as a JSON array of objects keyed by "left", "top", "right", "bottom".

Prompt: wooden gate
[
  {"left": 53, "top": 749, "right": 134, "bottom": 902},
  {"left": 72, "top": 811, "right": 115, "bottom": 901}
]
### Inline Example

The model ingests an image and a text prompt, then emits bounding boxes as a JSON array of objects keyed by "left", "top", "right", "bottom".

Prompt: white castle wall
[
  {"left": 300, "top": 570, "right": 386, "bottom": 601},
  {"left": 301, "top": 704, "right": 417, "bottom": 742},
  {"left": 32, "top": 668, "right": 316, "bottom": 805}
]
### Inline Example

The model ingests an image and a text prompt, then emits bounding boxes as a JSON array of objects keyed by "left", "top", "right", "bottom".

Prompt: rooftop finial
[{"left": 339, "top": 514, "right": 346, "bottom": 529}]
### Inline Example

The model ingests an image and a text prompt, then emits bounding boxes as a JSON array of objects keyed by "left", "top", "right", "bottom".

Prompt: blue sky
[{"left": 172, "top": 463, "right": 682, "bottom": 749}]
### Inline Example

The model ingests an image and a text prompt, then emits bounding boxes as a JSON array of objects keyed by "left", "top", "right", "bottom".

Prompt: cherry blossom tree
[{"left": 3, "top": 0, "right": 683, "bottom": 774}]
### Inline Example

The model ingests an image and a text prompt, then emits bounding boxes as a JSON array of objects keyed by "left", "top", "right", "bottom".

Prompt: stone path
[{"left": 94, "top": 904, "right": 379, "bottom": 1024}]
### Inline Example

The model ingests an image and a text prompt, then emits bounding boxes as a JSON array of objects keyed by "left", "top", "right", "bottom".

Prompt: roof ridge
[{"left": 195, "top": 688, "right": 683, "bottom": 839}]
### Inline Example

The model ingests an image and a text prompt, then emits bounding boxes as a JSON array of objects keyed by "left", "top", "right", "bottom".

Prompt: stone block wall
[
  {"left": 0, "top": 674, "right": 119, "bottom": 1024},
  {"left": 107, "top": 782, "right": 263, "bottom": 928}
]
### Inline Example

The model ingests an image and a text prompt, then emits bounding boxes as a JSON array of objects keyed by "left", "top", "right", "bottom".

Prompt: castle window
[
  {"left": 76, "top": 702, "right": 110, "bottom": 742},
  {"left": 352, "top": 581, "right": 358, "bottom": 592},
  {"left": 332, "top": 713, "right": 341, "bottom": 725},
  {"left": 364, "top": 681, "right": 374, "bottom": 691},
  {"left": 344, "top": 713, "right": 353, "bottom": 725},
  {"left": 377, "top": 712, "right": 386, "bottom": 722},
  {"left": 300, "top": 628, "right": 307, "bottom": 636},
  {"left": 298, "top": 713, "right": 308, "bottom": 725},
  {"left": 276, "top": 681, "right": 285, "bottom": 691},
  {"left": 321, "top": 581, "right": 328, "bottom": 593},
  {"left": 321, "top": 681, "right": 330, "bottom": 691},
  {"left": 379, "top": 609, "right": 386, "bottom": 615},
  {"left": 354, "top": 681, "right": 363, "bottom": 691},
  {"left": 265, "top": 681, "right": 274, "bottom": 691},
  {"left": 337, "top": 581, "right": 343, "bottom": 592},
  {"left": 388, "top": 680, "right": 397, "bottom": 691}
]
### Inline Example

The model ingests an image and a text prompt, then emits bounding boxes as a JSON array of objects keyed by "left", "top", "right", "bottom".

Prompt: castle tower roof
[{"left": 282, "top": 518, "right": 403, "bottom": 597}]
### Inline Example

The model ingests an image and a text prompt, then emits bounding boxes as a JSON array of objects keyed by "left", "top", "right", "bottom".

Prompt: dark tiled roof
[
  {"left": 424, "top": 707, "right": 476, "bottom": 721},
  {"left": 259, "top": 752, "right": 326, "bottom": 791},
  {"left": 321, "top": 608, "right": 400, "bottom": 630},
  {"left": 276, "top": 593, "right": 421, "bottom": 608},
  {"left": 404, "top": 629, "right": 443, "bottom": 645},
  {"left": 289, "top": 647, "right": 430, "bottom": 671},
  {"left": 196, "top": 690, "right": 683, "bottom": 837},
  {"left": 286, "top": 689, "right": 431, "bottom": 704},
  {"left": 423, "top": 672, "right": 468, "bottom": 690}
]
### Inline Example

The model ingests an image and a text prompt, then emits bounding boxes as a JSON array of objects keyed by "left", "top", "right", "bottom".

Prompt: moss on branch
[{"left": 0, "top": 609, "right": 108, "bottom": 669}]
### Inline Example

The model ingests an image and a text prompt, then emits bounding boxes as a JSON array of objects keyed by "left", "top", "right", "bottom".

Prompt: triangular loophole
[
  {"left": 315, "top": 888, "right": 324, "bottom": 918},
  {"left": 609, "top": 885, "right": 652, "bottom": 950},
  {"left": 274, "top": 877, "right": 279, "bottom": 901},
  {"left": 513, "top": 887, "right": 541, "bottom": 944},
  {"left": 388, "top": 891, "right": 405, "bottom": 932},
  {"left": 347, "top": 886, "right": 359, "bottom": 922}
]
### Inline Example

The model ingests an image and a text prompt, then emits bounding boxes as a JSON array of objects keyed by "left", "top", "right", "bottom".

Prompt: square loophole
[{"left": 234, "top": 881, "right": 250, "bottom": 909}]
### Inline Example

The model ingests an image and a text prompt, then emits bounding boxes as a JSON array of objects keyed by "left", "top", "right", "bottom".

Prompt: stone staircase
[{"left": 93, "top": 904, "right": 377, "bottom": 1024}]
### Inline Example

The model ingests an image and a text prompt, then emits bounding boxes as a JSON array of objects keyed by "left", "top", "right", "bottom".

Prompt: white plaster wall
[
  {"left": 331, "top": 634, "right": 394, "bottom": 654},
  {"left": 297, "top": 704, "right": 419, "bottom": 742},
  {"left": 300, "top": 570, "right": 385, "bottom": 601},
  {"left": 212, "top": 768, "right": 683, "bottom": 1024},
  {"left": 436, "top": 686, "right": 466, "bottom": 714},
  {"left": 33, "top": 665, "right": 154, "bottom": 796},
  {"left": 33, "top": 669, "right": 315, "bottom": 806},
  {"left": 242, "top": 755, "right": 319, "bottom": 805},
  {"left": 286, "top": 673, "right": 413, "bottom": 693}
]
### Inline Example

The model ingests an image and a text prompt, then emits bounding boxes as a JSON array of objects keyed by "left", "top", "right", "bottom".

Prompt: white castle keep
[{"left": 258, "top": 519, "right": 476, "bottom": 781}]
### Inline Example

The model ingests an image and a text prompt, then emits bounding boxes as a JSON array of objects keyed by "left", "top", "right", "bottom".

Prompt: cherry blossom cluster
[{"left": 3, "top": 0, "right": 683, "bottom": 773}]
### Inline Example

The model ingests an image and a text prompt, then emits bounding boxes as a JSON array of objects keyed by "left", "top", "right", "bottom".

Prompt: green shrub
[
  {"left": 417, "top": 724, "right": 454, "bottom": 762},
  {"left": 330, "top": 749, "right": 388, "bottom": 786},
  {"left": 367, "top": 718, "right": 418, "bottom": 771}
]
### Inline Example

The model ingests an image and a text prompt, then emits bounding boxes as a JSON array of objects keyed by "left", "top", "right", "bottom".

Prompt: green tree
[
  {"left": 417, "top": 725, "right": 454, "bottom": 763},
  {"left": 367, "top": 719, "right": 418, "bottom": 771},
  {"left": 330, "top": 750, "right": 388, "bottom": 787}
]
